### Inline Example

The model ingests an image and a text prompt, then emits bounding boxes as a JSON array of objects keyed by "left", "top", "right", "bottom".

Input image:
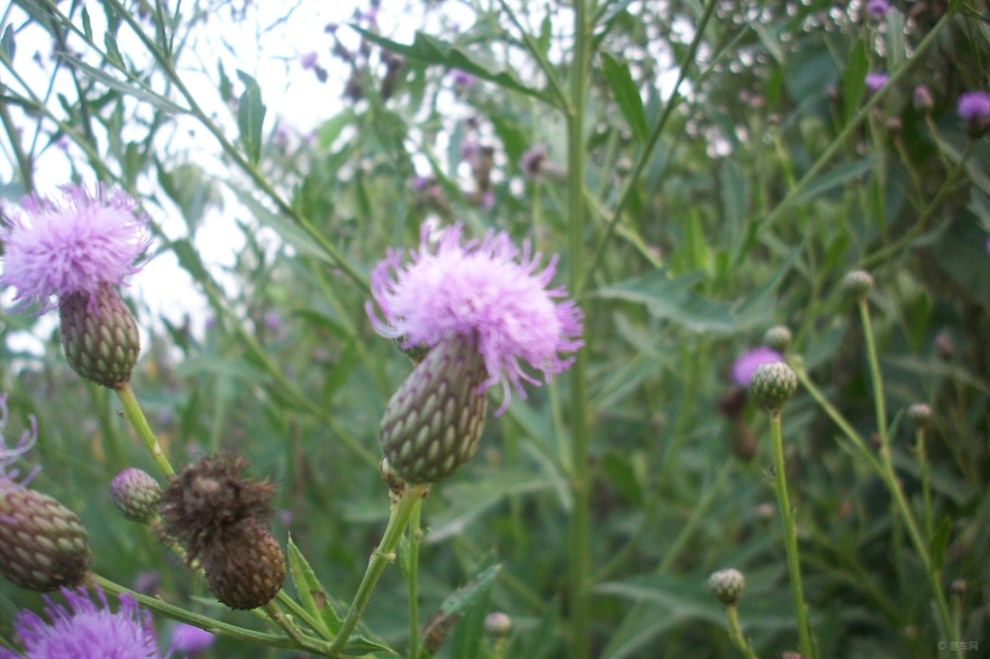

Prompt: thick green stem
[
  {"left": 566, "top": 2, "right": 593, "bottom": 658},
  {"left": 330, "top": 484, "right": 429, "bottom": 654},
  {"left": 115, "top": 383, "right": 175, "bottom": 477},
  {"left": 769, "top": 410, "right": 816, "bottom": 659}
]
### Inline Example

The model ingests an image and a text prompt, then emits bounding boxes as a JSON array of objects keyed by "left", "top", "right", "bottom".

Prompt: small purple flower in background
[
  {"left": 368, "top": 223, "right": 583, "bottom": 414},
  {"left": 299, "top": 51, "right": 318, "bottom": 70},
  {"left": 450, "top": 68, "right": 476, "bottom": 90},
  {"left": 410, "top": 175, "right": 432, "bottom": 192},
  {"left": 520, "top": 144, "right": 549, "bottom": 177},
  {"left": 866, "top": 0, "right": 889, "bottom": 19},
  {"left": 0, "top": 184, "right": 150, "bottom": 313},
  {"left": 131, "top": 570, "right": 160, "bottom": 595},
  {"left": 865, "top": 72, "right": 889, "bottom": 94},
  {"left": 168, "top": 623, "right": 215, "bottom": 657},
  {"left": 732, "top": 347, "right": 784, "bottom": 388},
  {"left": 0, "top": 586, "right": 159, "bottom": 659},
  {"left": 0, "top": 393, "right": 39, "bottom": 497},
  {"left": 957, "top": 90, "right": 990, "bottom": 136}
]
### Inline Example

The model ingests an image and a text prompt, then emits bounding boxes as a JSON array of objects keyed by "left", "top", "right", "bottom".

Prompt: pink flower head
[
  {"left": 732, "top": 346, "right": 783, "bottom": 388},
  {"left": 168, "top": 623, "right": 215, "bottom": 656},
  {"left": 865, "top": 72, "right": 889, "bottom": 94},
  {"left": 957, "top": 91, "right": 990, "bottom": 121},
  {"left": 367, "top": 223, "right": 583, "bottom": 414},
  {"left": 450, "top": 69, "right": 476, "bottom": 89},
  {"left": 0, "top": 585, "right": 159, "bottom": 659},
  {"left": 299, "top": 51, "right": 318, "bottom": 70},
  {"left": 1, "top": 184, "right": 151, "bottom": 313},
  {"left": 0, "top": 393, "right": 39, "bottom": 500},
  {"left": 866, "top": 0, "right": 889, "bottom": 18}
]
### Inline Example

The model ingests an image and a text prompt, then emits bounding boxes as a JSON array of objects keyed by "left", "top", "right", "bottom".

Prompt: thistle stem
[
  {"left": 724, "top": 604, "right": 759, "bottom": 659},
  {"left": 330, "top": 484, "right": 429, "bottom": 654},
  {"left": 115, "top": 383, "right": 175, "bottom": 478},
  {"left": 407, "top": 503, "right": 424, "bottom": 659},
  {"left": 768, "top": 410, "right": 815, "bottom": 659}
]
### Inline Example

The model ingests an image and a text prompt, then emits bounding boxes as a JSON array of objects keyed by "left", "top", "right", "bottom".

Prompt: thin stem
[
  {"left": 858, "top": 301, "right": 958, "bottom": 657},
  {"left": 724, "top": 604, "right": 759, "bottom": 659},
  {"left": 768, "top": 410, "right": 816, "bottom": 659},
  {"left": 566, "top": 1, "right": 593, "bottom": 658},
  {"left": 407, "top": 503, "right": 424, "bottom": 659},
  {"left": 115, "top": 383, "right": 175, "bottom": 477},
  {"left": 330, "top": 484, "right": 430, "bottom": 654},
  {"left": 914, "top": 426, "right": 934, "bottom": 542}
]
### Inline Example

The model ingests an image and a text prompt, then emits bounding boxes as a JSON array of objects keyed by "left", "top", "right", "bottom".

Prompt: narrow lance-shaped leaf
[
  {"left": 286, "top": 535, "right": 343, "bottom": 637},
  {"left": 236, "top": 70, "right": 266, "bottom": 165},
  {"left": 601, "top": 53, "right": 648, "bottom": 142}
]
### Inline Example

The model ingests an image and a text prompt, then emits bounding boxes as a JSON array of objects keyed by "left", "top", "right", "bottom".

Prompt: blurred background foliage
[{"left": 1, "top": 0, "right": 988, "bottom": 657}]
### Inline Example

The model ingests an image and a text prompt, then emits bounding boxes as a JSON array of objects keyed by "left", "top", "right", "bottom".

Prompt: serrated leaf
[
  {"left": 81, "top": 8, "right": 93, "bottom": 41},
  {"left": 421, "top": 565, "right": 501, "bottom": 653},
  {"left": 104, "top": 32, "right": 124, "bottom": 68},
  {"left": 286, "top": 535, "right": 342, "bottom": 637},
  {"left": 60, "top": 53, "right": 185, "bottom": 114},
  {"left": 2, "top": 25, "right": 17, "bottom": 62},
  {"left": 601, "top": 53, "right": 647, "bottom": 142},
  {"left": 796, "top": 155, "right": 878, "bottom": 204},
  {"left": 595, "top": 271, "right": 736, "bottom": 333},
  {"left": 842, "top": 40, "right": 869, "bottom": 125},
  {"left": 236, "top": 70, "right": 266, "bottom": 165},
  {"left": 227, "top": 185, "right": 333, "bottom": 264},
  {"left": 353, "top": 28, "right": 554, "bottom": 106}
]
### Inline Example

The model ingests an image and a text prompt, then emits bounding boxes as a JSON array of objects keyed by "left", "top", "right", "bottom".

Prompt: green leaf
[
  {"left": 316, "top": 110, "right": 355, "bottom": 149},
  {"left": 286, "top": 535, "right": 343, "bottom": 637},
  {"left": 842, "top": 40, "right": 869, "bottom": 125},
  {"left": 0, "top": 26, "right": 14, "bottom": 62},
  {"left": 60, "top": 54, "right": 185, "bottom": 114},
  {"left": 595, "top": 271, "right": 736, "bottom": 333},
  {"left": 81, "top": 8, "right": 93, "bottom": 42},
  {"left": 421, "top": 564, "right": 502, "bottom": 653},
  {"left": 236, "top": 70, "right": 267, "bottom": 165},
  {"left": 346, "top": 635, "right": 399, "bottom": 655},
  {"left": 104, "top": 31, "right": 124, "bottom": 68},
  {"left": 601, "top": 53, "right": 647, "bottom": 142},
  {"left": 352, "top": 28, "right": 554, "bottom": 106},
  {"left": 884, "top": 8, "right": 906, "bottom": 68},
  {"left": 796, "top": 155, "right": 878, "bottom": 204},
  {"left": 227, "top": 185, "right": 333, "bottom": 264}
]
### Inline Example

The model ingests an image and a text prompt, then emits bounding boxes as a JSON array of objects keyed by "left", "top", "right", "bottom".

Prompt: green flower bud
[
  {"left": 708, "top": 568, "right": 745, "bottom": 606},
  {"left": 841, "top": 270, "right": 874, "bottom": 302},
  {"left": 0, "top": 486, "right": 92, "bottom": 591},
  {"left": 750, "top": 362, "right": 798, "bottom": 412},
  {"left": 763, "top": 325, "right": 792, "bottom": 353},
  {"left": 380, "top": 335, "right": 489, "bottom": 484},
  {"left": 485, "top": 612, "right": 512, "bottom": 636},
  {"left": 109, "top": 468, "right": 162, "bottom": 523},
  {"left": 907, "top": 403, "right": 931, "bottom": 430},
  {"left": 59, "top": 283, "right": 140, "bottom": 388}
]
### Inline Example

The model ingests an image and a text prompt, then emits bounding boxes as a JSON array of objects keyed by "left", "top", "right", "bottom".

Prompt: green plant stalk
[
  {"left": 566, "top": 1, "right": 593, "bottom": 658},
  {"left": 115, "top": 383, "right": 175, "bottom": 477},
  {"left": 769, "top": 410, "right": 816, "bottom": 659},
  {"left": 914, "top": 426, "right": 934, "bottom": 542},
  {"left": 407, "top": 503, "right": 424, "bottom": 659},
  {"left": 330, "top": 484, "right": 429, "bottom": 654},
  {"left": 724, "top": 604, "right": 759, "bottom": 659},
  {"left": 858, "top": 301, "right": 957, "bottom": 656},
  {"left": 91, "top": 573, "right": 341, "bottom": 656}
]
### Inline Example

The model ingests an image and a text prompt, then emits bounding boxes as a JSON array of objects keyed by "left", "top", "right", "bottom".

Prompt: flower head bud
[
  {"left": 109, "top": 467, "right": 162, "bottom": 523},
  {"left": 0, "top": 487, "right": 92, "bottom": 591},
  {"left": 201, "top": 519, "right": 285, "bottom": 610},
  {"left": 913, "top": 86, "right": 934, "bottom": 114},
  {"left": 958, "top": 91, "right": 990, "bottom": 137},
  {"left": 841, "top": 269, "right": 874, "bottom": 302},
  {"left": 763, "top": 325, "right": 792, "bottom": 353},
  {"left": 380, "top": 335, "right": 489, "bottom": 484},
  {"left": 907, "top": 403, "right": 931, "bottom": 430},
  {"left": 750, "top": 362, "right": 798, "bottom": 412},
  {"left": 485, "top": 611, "right": 512, "bottom": 636},
  {"left": 59, "top": 282, "right": 140, "bottom": 388},
  {"left": 950, "top": 579, "right": 967, "bottom": 598},
  {"left": 708, "top": 568, "right": 745, "bottom": 605}
]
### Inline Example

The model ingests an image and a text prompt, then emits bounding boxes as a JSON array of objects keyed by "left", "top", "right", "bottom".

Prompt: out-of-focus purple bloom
[
  {"left": 732, "top": 347, "right": 784, "bottom": 388},
  {"left": 913, "top": 85, "right": 934, "bottom": 113},
  {"left": 263, "top": 310, "right": 283, "bottom": 333},
  {"left": 450, "top": 68, "right": 476, "bottom": 89},
  {"left": 520, "top": 144, "right": 549, "bottom": 177},
  {"left": 0, "top": 184, "right": 150, "bottom": 314},
  {"left": 0, "top": 393, "right": 39, "bottom": 499},
  {"left": 367, "top": 223, "right": 583, "bottom": 414},
  {"left": 460, "top": 138, "right": 481, "bottom": 163},
  {"left": 481, "top": 189, "right": 495, "bottom": 211},
  {"left": 957, "top": 90, "right": 990, "bottom": 137},
  {"left": 0, "top": 586, "right": 159, "bottom": 659},
  {"left": 168, "top": 623, "right": 215, "bottom": 657},
  {"left": 131, "top": 571, "right": 160, "bottom": 595},
  {"left": 865, "top": 72, "right": 889, "bottom": 94},
  {"left": 866, "top": 0, "right": 889, "bottom": 18},
  {"left": 299, "top": 51, "right": 318, "bottom": 70},
  {"left": 410, "top": 175, "right": 432, "bottom": 192}
]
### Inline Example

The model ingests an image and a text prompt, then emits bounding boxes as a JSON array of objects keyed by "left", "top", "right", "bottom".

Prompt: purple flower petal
[{"left": 732, "top": 347, "right": 784, "bottom": 388}]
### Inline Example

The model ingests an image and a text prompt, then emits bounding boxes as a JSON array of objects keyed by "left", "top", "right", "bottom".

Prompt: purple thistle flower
[
  {"left": 168, "top": 623, "right": 215, "bottom": 656},
  {"left": 450, "top": 68, "right": 476, "bottom": 89},
  {"left": 367, "top": 223, "right": 583, "bottom": 414},
  {"left": 299, "top": 51, "right": 318, "bottom": 70},
  {"left": 731, "top": 346, "right": 784, "bottom": 388},
  {"left": 1, "top": 184, "right": 151, "bottom": 314},
  {"left": 0, "top": 393, "right": 39, "bottom": 498},
  {"left": 866, "top": 0, "right": 889, "bottom": 19},
  {"left": 958, "top": 91, "right": 990, "bottom": 119},
  {"left": 865, "top": 72, "right": 889, "bottom": 94},
  {"left": 0, "top": 585, "right": 159, "bottom": 659}
]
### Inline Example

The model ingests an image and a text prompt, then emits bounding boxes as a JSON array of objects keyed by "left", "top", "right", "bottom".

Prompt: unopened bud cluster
[
  {"left": 110, "top": 468, "right": 162, "bottom": 523},
  {"left": 59, "top": 283, "right": 140, "bottom": 388},
  {"left": 751, "top": 362, "right": 798, "bottom": 412}
]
